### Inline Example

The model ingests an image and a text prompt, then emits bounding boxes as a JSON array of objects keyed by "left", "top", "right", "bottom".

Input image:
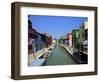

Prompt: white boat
[
  {"left": 46, "top": 50, "right": 52, "bottom": 57},
  {"left": 29, "top": 58, "right": 45, "bottom": 66}
]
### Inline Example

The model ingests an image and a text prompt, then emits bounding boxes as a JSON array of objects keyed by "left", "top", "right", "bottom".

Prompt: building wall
[
  {"left": 35, "top": 33, "right": 42, "bottom": 51},
  {"left": 78, "top": 21, "right": 88, "bottom": 45},
  {"left": 84, "top": 21, "right": 88, "bottom": 30},
  {"left": 69, "top": 34, "right": 72, "bottom": 46},
  {"left": 78, "top": 25, "right": 84, "bottom": 44},
  {"left": 67, "top": 33, "right": 72, "bottom": 47},
  {"left": 72, "top": 30, "right": 79, "bottom": 48}
]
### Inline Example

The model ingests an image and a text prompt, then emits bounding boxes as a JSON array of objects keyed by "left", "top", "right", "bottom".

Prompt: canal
[{"left": 43, "top": 45, "right": 78, "bottom": 66}]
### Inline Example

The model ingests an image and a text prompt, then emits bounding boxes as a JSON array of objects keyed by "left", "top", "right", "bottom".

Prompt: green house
[{"left": 72, "top": 29, "right": 79, "bottom": 48}]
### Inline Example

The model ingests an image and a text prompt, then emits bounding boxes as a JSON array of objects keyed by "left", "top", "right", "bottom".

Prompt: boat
[
  {"left": 45, "top": 50, "right": 52, "bottom": 57},
  {"left": 29, "top": 58, "right": 46, "bottom": 66}
]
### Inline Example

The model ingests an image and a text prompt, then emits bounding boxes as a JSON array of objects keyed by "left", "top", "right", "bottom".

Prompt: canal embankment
[{"left": 59, "top": 44, "right": 81, "bottom": 64}]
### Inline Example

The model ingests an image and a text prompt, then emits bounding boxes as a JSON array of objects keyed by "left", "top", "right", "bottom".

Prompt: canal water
[{"left": 43, "top": 45, "right": 77, "bottom": 66}]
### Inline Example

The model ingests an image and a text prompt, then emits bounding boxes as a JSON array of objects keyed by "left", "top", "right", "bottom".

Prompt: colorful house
[
  {"left": 28, "top": 20, "right": 37, "bottom": 54},
  {"left": 72, "top": 29, "right": 79, "bottom": 48},
  {"left": 67, "top": 33, "right": 72, "bottom": 47},
  {"left": 78, "top": 21, "right": 88, "bottom": 46}
]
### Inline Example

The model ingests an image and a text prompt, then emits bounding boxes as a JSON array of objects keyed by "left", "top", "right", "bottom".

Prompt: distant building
[
  {"left": 58, "top": 36, "right": 66, "bottom": 45},
  {"left": 52, "top": 38, "right": 56, "bottom": 44},
  {"left": 41, "top": 33, "right": 52, "bottom": 47},
  {"left": 48, "top": 36, "right": 52, "bottom": 45}
]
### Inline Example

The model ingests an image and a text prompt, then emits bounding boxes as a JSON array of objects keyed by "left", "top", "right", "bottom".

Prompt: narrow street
[{"left": 43, "top": 45, "right": 77, "bottom": 66}]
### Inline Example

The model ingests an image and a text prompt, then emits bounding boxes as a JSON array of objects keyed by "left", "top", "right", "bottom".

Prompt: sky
[{"left": 28, "top": 15, "right": 87, "bottom": 39}]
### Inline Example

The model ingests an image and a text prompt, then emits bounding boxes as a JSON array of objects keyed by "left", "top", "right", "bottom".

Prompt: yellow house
[{"left": 84, "top": 21, "right": 88, "bottom": 30}]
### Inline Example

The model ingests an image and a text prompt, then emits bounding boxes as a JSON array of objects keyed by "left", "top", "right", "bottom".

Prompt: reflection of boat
[{"left": 29, "top": 58, "right": 45, "bottom": 66}]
